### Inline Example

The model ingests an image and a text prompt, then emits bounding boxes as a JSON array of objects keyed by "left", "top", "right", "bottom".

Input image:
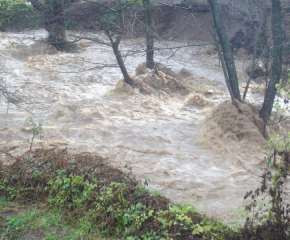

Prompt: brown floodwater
[{"left": 0, "top": 29, "right": 268, "bottom": 221}]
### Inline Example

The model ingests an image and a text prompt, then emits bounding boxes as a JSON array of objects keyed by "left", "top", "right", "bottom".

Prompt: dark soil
[{"left": 65, "top": 2, "right": 242, "bottom": 42}]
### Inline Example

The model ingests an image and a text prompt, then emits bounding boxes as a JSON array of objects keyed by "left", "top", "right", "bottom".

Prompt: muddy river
[{"left": 0, "top": 29, "right": 268, "bottom": 221}]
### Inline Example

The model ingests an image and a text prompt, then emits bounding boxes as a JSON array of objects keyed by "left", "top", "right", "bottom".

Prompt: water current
[{"left": 0, "top": 29, "right": 267, "bottom": 221}]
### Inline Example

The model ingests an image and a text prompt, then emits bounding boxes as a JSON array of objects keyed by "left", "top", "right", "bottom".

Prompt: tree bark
[
  {"left": 29, "top": 0, "right": 67, "bottom": 50},
  {"left": 208, "top": 0, "right": 241, "bottom": 102},
  {"left": 143, "top": 0, "right": 155, "bottom": 69},
  {"left": 259, "top": 0, "right": 283, "bottom": 123},
  {"left": 243, "top": 2, "right": 268, "bottom": 100},
  {"left": 112, "top": 43, "right": 134, "bottom": 86},
  {"left": 44, "top": 0, "right": 67, "bottom": 50},
  {"left": 105, "top": 0, "right": 134, "bottom": 87}
]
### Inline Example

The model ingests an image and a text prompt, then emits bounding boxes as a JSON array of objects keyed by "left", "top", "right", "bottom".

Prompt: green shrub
[
  {"left": 0, "top": 148, "right": 238, "bottom": 239},
  {"left": 243, "top": 131, "right": 290, "bottom": 239},
  {"left": 0, "top": 0, "right": 40, "bottom": 31}
]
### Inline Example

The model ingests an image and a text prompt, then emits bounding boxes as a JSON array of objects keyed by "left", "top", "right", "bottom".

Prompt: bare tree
[
  {"left": 143, "top": 0, "right": 155, "bottom": 69},
  {"left": 209, "top": 0, "right": 285, "bottom": 125},
  {"left": 242, "top": 0, "right": 268, "bottom": 100},
  {"left": 259, "top": 0, "right": 283, "bottom": 123},
  {"left": 0, "top": 78, "right": 29, "bottom": 114},
  {"left": 208, "top": 0, "right": 241, "bottom": 102},
  {"left": 102, "top": 0, "right": 135, "bottom": 86}
]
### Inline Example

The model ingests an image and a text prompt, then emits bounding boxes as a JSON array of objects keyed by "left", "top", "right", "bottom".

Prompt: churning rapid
[{"left": 0, "top": 29, "right": 267, "bottom": 220}]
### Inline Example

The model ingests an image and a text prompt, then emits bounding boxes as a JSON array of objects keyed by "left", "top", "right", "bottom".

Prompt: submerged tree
[
  {"left": 29, "top": 0, "right": 68, "bottom": 50},
  {"left": 259, "top": 0, "right": 283, "bottom": 123},
  {"left": 242, "top": 0, "right": 268, "bottom": 100},
  {"left": 208, "top": 0, "right": 241, "bottom": 102},
  {"left": 143, "top": 0, "right": 155, "bottom": 69},
  {"left": 209, "top": 0, "right": 284, "bottom": 124},
  {"left": 102, "top": 0, "right": 135, "bottom": 86}
]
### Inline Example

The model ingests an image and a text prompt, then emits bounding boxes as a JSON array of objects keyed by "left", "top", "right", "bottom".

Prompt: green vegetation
[
  {"left": 0, "top": 199, "right": 104, "bottom": 239},
  {"left": 0, "top": 148, "right": 241, "bottom": 239},
  {"left": 1, "top": 144, "right": 288, "bottom": 239},
  {"left": 243, "top": 131, "right": 290, "bottom": 239},
  {"left": 0, "top": 0, "right": 39, "bottom": 30}
]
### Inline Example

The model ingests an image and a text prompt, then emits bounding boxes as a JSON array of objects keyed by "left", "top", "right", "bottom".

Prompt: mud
[{"left": 197, "top": 101, "right": 266, "bottom": 154}]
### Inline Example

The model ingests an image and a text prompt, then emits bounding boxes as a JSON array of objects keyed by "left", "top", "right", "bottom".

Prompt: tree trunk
[
  {"left": 259, "top": 0, "right": 283, "bottom": 123},
  {"left": 112, "top": 43, "right": 135, "bottom": 86},
  {"left": 243, "top": 2, "right": 268, "bottom": 100},
  {"left": 44, "top": 0, "right": 67, "bottom": 50},
  {"left": 105, "top": 0, "right": 134, "bottom": 87},
  {"left": 29, "top": 0, "right": 67, "bottom": 50},
  {"left": 143, "top": 0, "right": 155, "bottom": 69},
  {"left": 208, "top": 0, "right": 241, "bottom": 102},
  {"left": 215, "top": 38, "right": 235, "bottom": 102}
]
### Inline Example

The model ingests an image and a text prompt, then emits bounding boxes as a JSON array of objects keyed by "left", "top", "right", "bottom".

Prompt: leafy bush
[
  {"left": 0, "top": 0, "right": 40, "bottom": 31},
  {"left": 0, "top": 148, "right": 238, "bottom": 239},
  {"left": 244, "top": 131, "right": 290, "bottom": 239}
]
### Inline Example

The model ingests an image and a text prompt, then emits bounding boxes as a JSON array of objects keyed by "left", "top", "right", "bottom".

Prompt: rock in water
[{"left": 245, "top": 61, "right": 266, "bottom": 79}]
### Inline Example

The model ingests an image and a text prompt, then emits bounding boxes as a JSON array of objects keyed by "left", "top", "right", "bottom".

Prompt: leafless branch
[
  {"left": 121, "top": 42, "right": 214, "bottom": 58},
  {"left": 83, "top": 0, "right": 118, "bottom": 13},
  {"left": 0, "top": 78, "right": 34, "bottom": 115},
  {"left": 69, "top": 34, "right": 112, "bottom": 47},
  {"left": 56, "top": 63, "right": 118, "bottom": 74}
]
